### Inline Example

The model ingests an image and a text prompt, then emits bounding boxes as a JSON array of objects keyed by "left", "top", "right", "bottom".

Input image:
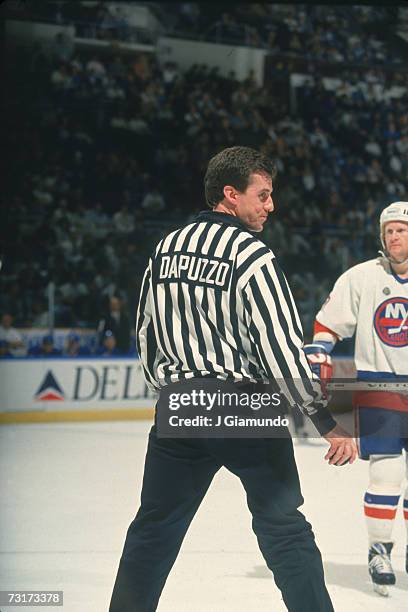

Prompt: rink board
[
  {"left": 0, "top": 358, "right": 156, "bottom": 423},
  {"left": 0, "top": 357, "right": 354, "bottom": 424}
]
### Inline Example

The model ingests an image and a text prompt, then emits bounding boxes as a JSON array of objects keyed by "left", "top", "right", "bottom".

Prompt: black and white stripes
[{"left": 135, "top": 210, "right": 331, "bottom": 424}]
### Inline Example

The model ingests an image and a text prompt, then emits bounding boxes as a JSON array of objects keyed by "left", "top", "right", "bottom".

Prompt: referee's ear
[{"left": 223, "top": 185, "right": 239, "bottom": 208}]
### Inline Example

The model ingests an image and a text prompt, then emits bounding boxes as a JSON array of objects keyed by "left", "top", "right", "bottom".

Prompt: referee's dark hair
[{"left": 204, "top": 146, "right": 277, "bottom": 208}]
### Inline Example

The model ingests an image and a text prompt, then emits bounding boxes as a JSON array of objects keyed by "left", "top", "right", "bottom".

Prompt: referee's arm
[
  {"left": 242, "top": 255, "right": 337, "bottom": 436},
  {"left": 135, "top": 262, "right": 160, "bottom": 393}
]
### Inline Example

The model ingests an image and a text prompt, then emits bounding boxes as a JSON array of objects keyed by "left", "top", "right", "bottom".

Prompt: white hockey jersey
[{"left": 316, "top": 257, "right": 408, "bottom": 377}]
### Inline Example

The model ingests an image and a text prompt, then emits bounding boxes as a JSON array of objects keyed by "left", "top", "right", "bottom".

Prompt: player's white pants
[{"left": 364, "top": 454, "right": 408, "bottom": 545}]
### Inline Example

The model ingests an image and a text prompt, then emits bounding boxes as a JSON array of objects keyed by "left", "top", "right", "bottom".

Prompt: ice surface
[{"left": 0, "top": 421, "right": 407, "bottom": 611}]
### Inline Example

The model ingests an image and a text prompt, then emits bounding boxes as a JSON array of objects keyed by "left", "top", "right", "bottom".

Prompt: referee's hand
[{"left": 323, "top": 424, "right": 357, "bottom": 466}]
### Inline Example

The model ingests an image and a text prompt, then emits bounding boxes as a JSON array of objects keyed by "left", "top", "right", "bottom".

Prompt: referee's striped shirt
[{"left": 136, "top": 210, "right": 336, "bottom": 434}]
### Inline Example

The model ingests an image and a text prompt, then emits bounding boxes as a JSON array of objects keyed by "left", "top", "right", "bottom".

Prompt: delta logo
[
  {"left": 31, "top": 364, "right": 149, "bottom": 403},
  {"left": 374, "top": 297, "right": 408, "bottom": 348},
  {"left": 34, "top": 371, "right": 65, "bottom": 401}
]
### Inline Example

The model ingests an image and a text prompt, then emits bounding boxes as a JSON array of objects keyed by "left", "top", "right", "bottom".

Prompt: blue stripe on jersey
[
  {"left": 404, "top": 499, "right": 408, "bottom": 509},
  {"left": 364, "top": 493, "right": 400, "bottom": 506},
  {"left": 391, "top": 270, "right": 408, "bottom": 284}
]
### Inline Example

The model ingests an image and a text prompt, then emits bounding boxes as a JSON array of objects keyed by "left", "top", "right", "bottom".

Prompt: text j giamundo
[{"left": 168, "top": 415, "right": 289, "bottom": 427}]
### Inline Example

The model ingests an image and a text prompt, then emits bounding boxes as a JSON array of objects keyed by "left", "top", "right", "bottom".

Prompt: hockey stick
[
  {"left": 388, "top": 312, "right": 408, "bottom": 335},
  {"left": 326, "top": 381, "right": 408, "bottom": 393}
]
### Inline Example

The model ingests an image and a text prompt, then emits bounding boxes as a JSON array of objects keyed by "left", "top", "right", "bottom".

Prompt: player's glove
[{"left": 304, "top": 343, "right": 333, "bottom": 393}]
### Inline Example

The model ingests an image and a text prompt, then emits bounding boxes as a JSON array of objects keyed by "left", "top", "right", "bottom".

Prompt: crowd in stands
[
  {"left": 0, "top": 296, "right": 136, "bottom": 358},
  {"left": 165, "top": 4, "right": 400, "bottom": 66},
  {"left": 7, "top": 3, "right": 401, "bottom": 67},
  {"left": 6, "top": 0, "right": 156, "bottom": 44},
  {"left": 3, "top": 4, "right": 408, "bottom": 347}
]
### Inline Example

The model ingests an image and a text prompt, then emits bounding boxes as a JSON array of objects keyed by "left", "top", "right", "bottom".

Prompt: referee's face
[{"left": 235, "top": 172, "right": 274, "bottom": 232}]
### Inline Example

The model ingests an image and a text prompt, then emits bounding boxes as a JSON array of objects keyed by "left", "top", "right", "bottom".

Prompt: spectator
[
  {"left": 30, "top": 300, "right": 50, "bottom": 328},
  {"left": 0, "top": 313, "right": 26, "bottom": 357},
  {"left": 63, "top": 331, "right": 91, "bottom": 357},
  {"left": 83, "top": 203, "right": 111, "bottom": 239},
  {"left": 53, "top": 31, "right": 74, "bottom": 63},
  {"left": 113, "top": 204, "right": 135, "bottom": 234},
  {"left": 141, "top": 186, "right": 166, "bottom": 214},
  {"left": 0, "top": 340, "right": 13, "bottom": 359},
  {"left": 96, "top": 329, "right": 121, "bottom": 356},
  {"left": 28, "top": 335, "right": 62, "bottom": 358},
  {"left": 162, "top": 61, "right": 180, "bottom": 89},
  {"left": 97, "top": 295, "right": 131, "bottom": 353},
  {"left": 86, "top": 55, "right": 106, "bottom": 77}
]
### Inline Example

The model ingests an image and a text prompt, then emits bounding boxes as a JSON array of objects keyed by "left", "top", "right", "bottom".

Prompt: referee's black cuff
[{"left": 308, "top": 410, "right": 337, "bottom": 436}]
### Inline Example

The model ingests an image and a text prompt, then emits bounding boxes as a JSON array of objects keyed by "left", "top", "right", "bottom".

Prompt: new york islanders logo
[
  {"left": 374, "top": 297, "right": 408, "bottom": 347},
  {"left": 34, "top": 371, "right": 65, "bottom": 401}
]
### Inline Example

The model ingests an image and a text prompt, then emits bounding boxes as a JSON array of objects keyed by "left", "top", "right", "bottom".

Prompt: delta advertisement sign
[{"left": 0, "top": 358, "right": 156, "bottom": 414}]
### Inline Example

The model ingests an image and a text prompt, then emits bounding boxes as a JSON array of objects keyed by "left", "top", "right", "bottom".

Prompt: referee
[{"left": 110, "top": 146, "right": 357, "bottom": 612}]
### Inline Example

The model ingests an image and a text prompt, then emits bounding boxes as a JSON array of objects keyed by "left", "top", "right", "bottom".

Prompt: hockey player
[{"left": 305, "top": 201, "right": 408, "bottom": 596}]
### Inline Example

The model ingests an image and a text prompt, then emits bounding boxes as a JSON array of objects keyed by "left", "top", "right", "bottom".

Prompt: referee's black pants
[{"left": 109, "top": 426, "right": 334, "bottom": 612}]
